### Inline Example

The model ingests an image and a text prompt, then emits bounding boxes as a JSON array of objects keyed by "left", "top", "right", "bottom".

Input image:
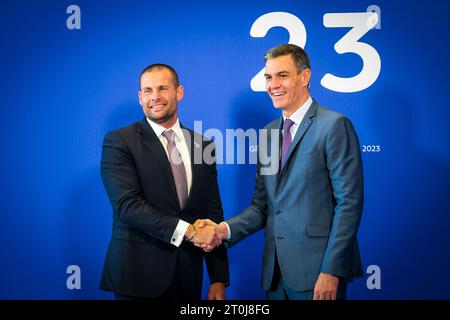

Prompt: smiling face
[
  {"left": 264, "top": 54, "right": 311, "bottom": 117},
  {"left": 138, "top": 67, "right": 184, "bottom": 128}
]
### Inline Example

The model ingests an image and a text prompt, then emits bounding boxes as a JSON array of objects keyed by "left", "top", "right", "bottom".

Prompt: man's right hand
[
  {"left": 185, "top": 221, "right": 217, "bottom": 247},
  {"left": 193, "top": 219, "right": 229, "bottom": 252}
]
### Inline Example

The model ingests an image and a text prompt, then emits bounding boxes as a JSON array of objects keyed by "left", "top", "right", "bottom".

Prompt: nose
[
  {"left": 150, "top": 91, "right": 161, "bottom": 103},
  {"left": 269, "top": 78, "right": 281, "bottom": 91}
]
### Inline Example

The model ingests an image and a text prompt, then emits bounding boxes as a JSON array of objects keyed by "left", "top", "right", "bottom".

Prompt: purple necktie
[
  {"left": 162, "top": 130, "right": 188, "bottom": 209},
  {"left": 280, "top": 118, "right": 295, "bottom": 170}
]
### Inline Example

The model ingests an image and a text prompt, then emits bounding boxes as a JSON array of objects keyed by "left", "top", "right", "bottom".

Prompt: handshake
[{"left": 185, "top": 219, "right": 229, "bottom": 252}]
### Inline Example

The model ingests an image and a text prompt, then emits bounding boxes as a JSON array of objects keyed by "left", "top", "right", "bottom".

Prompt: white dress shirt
[{"left": 146, "top": 117, "right": 192, "bottom": 247}]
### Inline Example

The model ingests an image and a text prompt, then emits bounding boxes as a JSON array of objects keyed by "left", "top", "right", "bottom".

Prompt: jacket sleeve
[
  {"left": 100, "top": 130, "right": 179, "bottom": 244},
  {"left": 227, "top": 155, "right": 268, "bottom": 247},
  {"left": 320, "top": 117, "right": 364, "bottom": 277}
]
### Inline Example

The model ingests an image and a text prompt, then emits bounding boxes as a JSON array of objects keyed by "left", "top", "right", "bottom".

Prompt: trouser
[{"left": 268, "top": 253, "right": 347, "bottom": 300}]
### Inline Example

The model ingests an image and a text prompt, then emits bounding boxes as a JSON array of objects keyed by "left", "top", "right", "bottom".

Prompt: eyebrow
[
  {"left": 142, "top": 85, "right": 169, "bottom": 90},
  {"left": 264, "top": 71, "right": 290, "bottom": 77}
]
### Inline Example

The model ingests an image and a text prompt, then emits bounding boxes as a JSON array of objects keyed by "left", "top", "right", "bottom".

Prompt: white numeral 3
[{"left": 321, "top": 12, "right": 381, "bottom": 93}]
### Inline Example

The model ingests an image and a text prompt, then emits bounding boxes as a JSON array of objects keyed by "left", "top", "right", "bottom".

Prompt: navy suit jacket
[
  {"left": 227, "top": 99, "right": 364, "bottom": 292},
  {"left": 99, "top": 118, "right": 229, "bottom": 298}
]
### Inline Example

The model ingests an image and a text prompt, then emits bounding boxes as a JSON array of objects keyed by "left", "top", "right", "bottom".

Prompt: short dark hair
[
  {"left": 264, "top": 44, "right": 311, "bottom": 72},
  {"left": 139, "top": 63, "right": 180, "bottom": 88}
]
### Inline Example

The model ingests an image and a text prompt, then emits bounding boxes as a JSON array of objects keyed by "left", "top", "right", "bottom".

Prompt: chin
[
  {"left": 272, "top": 104, "right": 284, "bottom": 110},
  {"left": 152, "top": 116, "right": 168, "bottom": 123}
]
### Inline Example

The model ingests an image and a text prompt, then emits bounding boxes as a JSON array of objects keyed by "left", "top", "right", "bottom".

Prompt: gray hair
[{"left": 264, "top": 44, "right": 311, "bottom": 73}]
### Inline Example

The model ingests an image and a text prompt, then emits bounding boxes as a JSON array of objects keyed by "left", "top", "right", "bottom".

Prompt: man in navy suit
[
  {"left": 100, "top": 64, "right": 229, "bottom": 300},
  {"left": 199, "top": 44, "right": 364, "bottom": 300}
]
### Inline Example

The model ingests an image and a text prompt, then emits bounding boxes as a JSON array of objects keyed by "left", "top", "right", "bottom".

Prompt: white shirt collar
[
  {"left": 146, "top": 117, "right": 183, "bottom": 140},
  {"left": 283, "top": 96, "right": 313, "bottom": 125}
]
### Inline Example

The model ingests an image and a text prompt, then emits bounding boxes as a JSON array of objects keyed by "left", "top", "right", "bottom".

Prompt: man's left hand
[
  {"left": 208, "top": 282, "right": 226, "bottom": 300},
  {"left": 313, "top": 273, "right": 339, "bottom": 300}
]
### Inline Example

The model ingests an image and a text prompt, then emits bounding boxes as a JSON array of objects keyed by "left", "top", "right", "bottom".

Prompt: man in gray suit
[{"left": 198, "top": 44, "right": 364, "bottom": 300}]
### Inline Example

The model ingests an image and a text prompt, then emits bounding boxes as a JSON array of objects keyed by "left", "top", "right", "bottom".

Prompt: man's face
[
  {"left": 264, "top": 54, "right": 311, "bottom": 116},
  {"left": 138, "top": 68, "right": 184, "bottom": 127}
]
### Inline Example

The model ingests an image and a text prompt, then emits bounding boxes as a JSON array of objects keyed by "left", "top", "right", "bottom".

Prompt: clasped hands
[{"left": 187, "top": 219, "right": 228, "bottom": 252}]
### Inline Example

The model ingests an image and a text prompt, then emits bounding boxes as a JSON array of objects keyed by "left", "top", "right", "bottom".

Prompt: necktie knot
[
  {"left": 161, "top": 129, "right": 175, "bottom": 142},
  {"left": 283, "top": 118, "right": 295, "bottom": 132}
]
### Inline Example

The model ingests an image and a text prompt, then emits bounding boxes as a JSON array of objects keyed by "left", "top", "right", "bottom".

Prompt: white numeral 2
[{"left": 250, "top": 12, "right": 306, "bottom": 92}]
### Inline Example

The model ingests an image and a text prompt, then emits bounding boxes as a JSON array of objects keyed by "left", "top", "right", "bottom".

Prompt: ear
[
  {"left": 302, "top": 68, "right": 311, "bottom": 88},
  {"left": 138, "top": 91, "right": 143, "bottom": 106},
  {"left": 176, "top": 85, "right": 184, "bottom": 102}
]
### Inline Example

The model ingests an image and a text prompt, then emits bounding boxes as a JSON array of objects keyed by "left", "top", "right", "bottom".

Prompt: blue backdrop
[{"left": 1, "top": 0, "right": 449, "bottom": 299}]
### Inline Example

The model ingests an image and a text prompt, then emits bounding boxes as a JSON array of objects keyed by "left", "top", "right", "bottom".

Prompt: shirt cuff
[
  {"left": 170, "top": 219, "right": 190, "bottom": 247},
  {"left": 224, "top": 222, "right": 231, "bottom": 240}
]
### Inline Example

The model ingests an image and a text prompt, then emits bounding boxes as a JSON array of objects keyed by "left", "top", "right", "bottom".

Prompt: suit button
[{"left": 275, "top": 209, "right": 281, "bottom": 215}]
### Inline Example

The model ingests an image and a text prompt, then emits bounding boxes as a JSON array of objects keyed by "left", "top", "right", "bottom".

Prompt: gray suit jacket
[{"left": 227, "top": 99, "right": 364, "bottom": 292}]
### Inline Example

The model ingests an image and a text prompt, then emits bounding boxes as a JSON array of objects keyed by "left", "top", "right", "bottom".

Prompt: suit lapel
[
  {"left": 276, "top": 100, "right": 319, "bottom": 184},
  {"left": 180, "top": 124, "right": 199, "bottom": 207},
  {"left": 137, "top": 118, "right": 180, "bottom": 208}
]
